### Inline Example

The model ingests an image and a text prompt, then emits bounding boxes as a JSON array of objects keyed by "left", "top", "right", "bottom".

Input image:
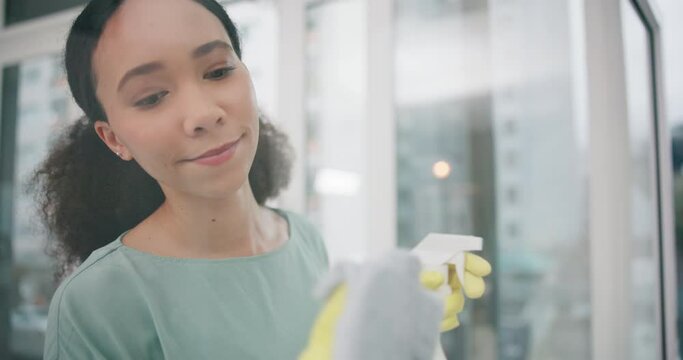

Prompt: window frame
[
  {"left": 630, "top": 0, "right": 679, "bottom": 357},
  {"left": 584, "top": 0, "right": 677, "bottom": 358}
]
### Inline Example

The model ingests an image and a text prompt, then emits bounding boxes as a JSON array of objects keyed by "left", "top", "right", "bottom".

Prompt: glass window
[
  {"left": 395, "top": 0, "right": 590, "bottom": 358},
  {"left": 305, "top": 0, "right": 368, "bottom": 264},
  {"left": 621, "top": 1, "right": 661, "bottom": 358},
  {"left": 5, "top": 54, "right": 79, "bottom": 360}
]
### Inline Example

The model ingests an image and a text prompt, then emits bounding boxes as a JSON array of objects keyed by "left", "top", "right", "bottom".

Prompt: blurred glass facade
[
  {"left": 6, "top": 54, "right": 79, "bottom": 360},
  {"left": 305, "top": 0, "right": 369, "bottom": 264},
  {"left": 393, "top": 0, "right": 591, "bottom": 358}
]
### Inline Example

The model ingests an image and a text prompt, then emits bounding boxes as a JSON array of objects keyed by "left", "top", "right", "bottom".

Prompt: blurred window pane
[
  {"left": 621, "top": 1, "right": 661, "bottom": 358},
  {"left": 395, "top": 0, "right": 590, "bottom": 359},
  {"left": 7, "top": 54, "right": 80, "bottom": 360},
  {"left": 305, "top": 0, "right": 368, "bottom": 264}
]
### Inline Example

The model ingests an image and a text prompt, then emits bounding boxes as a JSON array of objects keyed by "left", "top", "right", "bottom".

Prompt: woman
[
  {"left": 34, "top": 0, "right": 490, "bottom": 358},
  {"left": 34, "top": 0, "right": 328, "bottom": 358}
]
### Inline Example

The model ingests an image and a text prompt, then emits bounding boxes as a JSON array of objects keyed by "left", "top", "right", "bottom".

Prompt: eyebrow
[{"left": 116, "top": 40, "right": 233, "bottom": 92}]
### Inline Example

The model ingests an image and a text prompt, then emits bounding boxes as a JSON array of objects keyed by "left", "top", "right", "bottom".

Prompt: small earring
[{"left": 115, "top": 151, "right": 122, "bottom": 158}]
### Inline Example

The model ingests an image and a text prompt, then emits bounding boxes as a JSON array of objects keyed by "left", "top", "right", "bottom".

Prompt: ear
[{"left": 93, "top": 120, "right": 131, "bottom": 160}]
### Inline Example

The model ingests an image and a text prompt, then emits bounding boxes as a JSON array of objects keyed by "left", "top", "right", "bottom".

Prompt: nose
[{"left": 179, "top": 84, "right": 225, "bottom": 136}]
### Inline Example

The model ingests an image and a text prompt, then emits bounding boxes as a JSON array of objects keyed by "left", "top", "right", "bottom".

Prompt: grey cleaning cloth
[{"left": 313, "top": 249, "right": 443, "bottom": 360}]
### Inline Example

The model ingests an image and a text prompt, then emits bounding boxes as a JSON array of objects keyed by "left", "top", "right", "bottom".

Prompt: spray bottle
[{"left": 411, "top": 233, "right": 483, "bottom": 360}]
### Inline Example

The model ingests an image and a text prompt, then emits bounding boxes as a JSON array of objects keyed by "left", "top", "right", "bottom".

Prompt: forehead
[{"left": 93, "top": 0, "right": 230, "bottom": 84}]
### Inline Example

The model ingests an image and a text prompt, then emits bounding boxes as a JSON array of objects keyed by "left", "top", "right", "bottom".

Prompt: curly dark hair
[{"left": 28, "top": 0, "right": 294, "bottom": 280}]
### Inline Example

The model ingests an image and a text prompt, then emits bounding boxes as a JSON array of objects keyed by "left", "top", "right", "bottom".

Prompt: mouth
[{"left": 185, "top": 136, "right": 242, "bottom": 163}]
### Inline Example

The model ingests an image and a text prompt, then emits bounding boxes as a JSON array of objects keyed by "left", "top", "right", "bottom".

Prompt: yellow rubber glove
[
  {"left": 298, "top": 252, "right": 491, "bottom": 359},
  {"left": 420, "top": 253, "right": 492, "bottom": 332},
  {"left": 299, "top": 284, "right": 347, "bottom": 360}
]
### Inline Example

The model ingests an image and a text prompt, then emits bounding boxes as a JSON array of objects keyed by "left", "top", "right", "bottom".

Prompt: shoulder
[
  {"left": 44, "top": 238, "right": 147, "bottom": 358},
  {"left": 47, "top": 238, "right": 143, "bottom": 322},
  {"left": 280, "top": 208, "right": 324, "bottom": 245},
  {"left": 281, "top": 209, "right": 318, "bottom": 235},
  {"left": 276, "top": 208, "right": 329, "bottom": 267},
  {"left": 52, "top": 238, "right": 136, "bottom": 303}
]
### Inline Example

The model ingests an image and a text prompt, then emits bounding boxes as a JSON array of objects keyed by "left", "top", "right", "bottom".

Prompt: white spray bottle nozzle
[{"left": 411, "top": 233, "right": 483, "bottom": 286}]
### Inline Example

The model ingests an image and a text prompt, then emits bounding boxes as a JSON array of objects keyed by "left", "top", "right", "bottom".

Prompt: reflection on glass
[
  {"left": 621, "top": 1, "right": 661, "bottom": 358},
  {"left": 395, "top": 0, "right": 590, "bottom": 359},
  {"left": 305, "top": 0, "right": 368, "bottom": 264}
]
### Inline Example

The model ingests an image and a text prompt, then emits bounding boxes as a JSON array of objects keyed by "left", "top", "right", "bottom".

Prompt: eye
[
  {"left": 204, "top": 66, "right": 235, "bottom": 80},
  {"left": 134, "top": 90, "right": 169, "bottom": 108}
]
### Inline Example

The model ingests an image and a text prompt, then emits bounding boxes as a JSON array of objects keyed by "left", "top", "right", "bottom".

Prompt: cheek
[
  {"left": 119, "top": 120, "right": 177, "bottom": 168},
  {"left": 224, "top": 70, "right": 259, "bottom": 117}
]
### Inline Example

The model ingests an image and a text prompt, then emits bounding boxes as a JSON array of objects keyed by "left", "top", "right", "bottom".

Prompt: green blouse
[{"left": 44, "top": 209, "right": 329, "bottom": 359}]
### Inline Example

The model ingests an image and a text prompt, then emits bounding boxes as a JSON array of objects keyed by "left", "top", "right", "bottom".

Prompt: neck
[{"left": 149, "top": 181, "right": 275, "bottom": 258}]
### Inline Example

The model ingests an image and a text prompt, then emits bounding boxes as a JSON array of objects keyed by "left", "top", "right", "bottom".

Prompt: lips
[{"left": 189, "top": 137, "right": 241, "bottom": 161}]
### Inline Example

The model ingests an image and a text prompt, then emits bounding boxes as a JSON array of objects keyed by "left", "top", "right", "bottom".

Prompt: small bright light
[{"left": 432, "top": 161, "right": 451, "bottom": 179}]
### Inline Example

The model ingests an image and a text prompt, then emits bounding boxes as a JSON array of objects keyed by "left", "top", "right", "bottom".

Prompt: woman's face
[{"left": 92, "top": 0, "right": 259, "bottom": 199}]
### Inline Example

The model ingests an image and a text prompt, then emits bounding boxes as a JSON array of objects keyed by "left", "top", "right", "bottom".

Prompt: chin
[{"left": 193, "top": 173, "right": 251, "bottom": 200}]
